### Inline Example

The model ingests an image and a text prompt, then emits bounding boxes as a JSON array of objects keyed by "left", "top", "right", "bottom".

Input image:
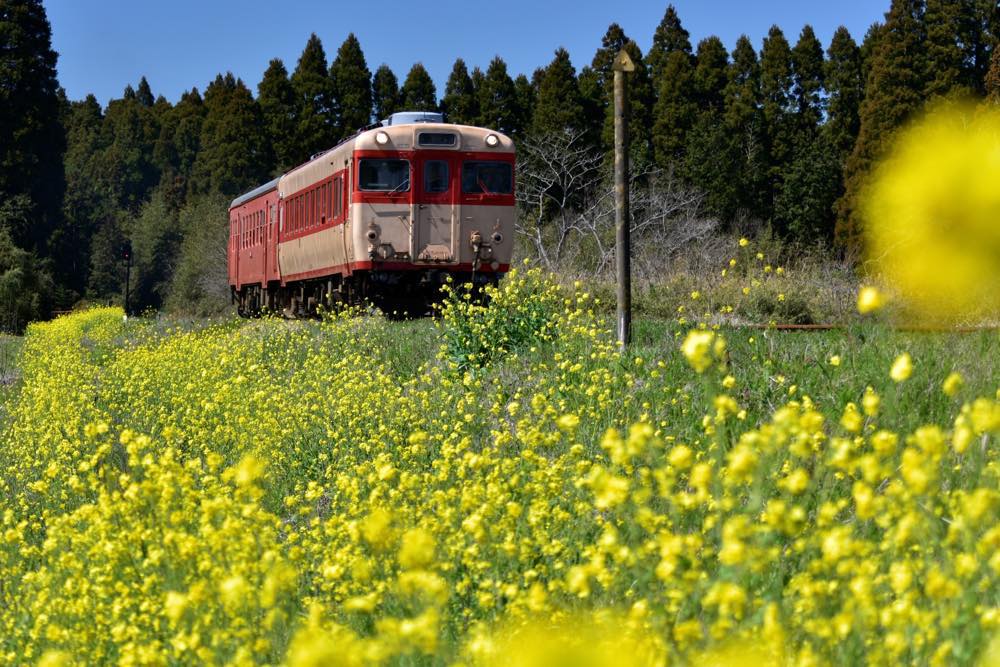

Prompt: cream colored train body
[{"left": 227, "top": 112, "right": 514, "bottom": 315}]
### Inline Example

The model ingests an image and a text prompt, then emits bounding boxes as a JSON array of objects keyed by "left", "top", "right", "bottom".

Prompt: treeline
[{"left": 1, "top": 0, "right": 998, "bottom": 327}]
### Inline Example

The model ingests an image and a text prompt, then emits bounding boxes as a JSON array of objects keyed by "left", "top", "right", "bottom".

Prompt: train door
[
  {"left": 415, "top": 157, "right": 455, "bottom": 263},
  {"left": 266, "top": 199, "right": 279, "bottom": 282}
]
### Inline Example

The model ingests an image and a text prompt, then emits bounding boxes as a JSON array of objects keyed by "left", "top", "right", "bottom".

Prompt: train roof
[
  {"left": 229, "top": 177, "right": 280, "bottom": 210},
  {"left": 231, "top": 120, "right": 515, "bottom": 204}
]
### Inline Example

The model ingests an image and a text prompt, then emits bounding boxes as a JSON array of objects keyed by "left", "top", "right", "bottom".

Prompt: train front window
[
  {"left": 424, "top": 160, "right": 450, "bottom": 193},
  {"left": 462, "top": 161, "right": 512, "bottom": 195},
  {"left": 359, "top": 158, "right": 410, "bottom": 192}
]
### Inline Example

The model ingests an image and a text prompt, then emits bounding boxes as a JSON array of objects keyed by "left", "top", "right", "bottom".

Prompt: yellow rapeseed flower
[{"left": 890, "top": 353, "right": 913, "bottom": 382}]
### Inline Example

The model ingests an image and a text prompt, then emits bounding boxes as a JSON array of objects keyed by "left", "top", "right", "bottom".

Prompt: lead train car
[{"left": 228, "top": 112, "right": 515, "bottom": 316}]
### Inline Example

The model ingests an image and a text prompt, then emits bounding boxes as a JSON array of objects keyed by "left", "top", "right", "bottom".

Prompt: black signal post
[{"left": 122, "top": 242, "right": 132, "bottom": 316}]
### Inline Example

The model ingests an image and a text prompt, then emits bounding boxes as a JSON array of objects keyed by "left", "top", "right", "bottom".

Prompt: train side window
[
  {"left": 424, "top": 160, "right": 450, "bottom": 193},
  {"left": 329, "top": 181, "right": 335, "bottom": 220},
  {"left": 333, "top": 177, "right": 342, "bottom": 218},
  {"left": 462, "top": 161, "right": 513, "bottom": 194},
  {"left": 359, "top": 158, "right": 410, "bottom": 192}
]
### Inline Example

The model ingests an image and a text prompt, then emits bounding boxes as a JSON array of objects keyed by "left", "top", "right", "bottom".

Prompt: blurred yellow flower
[
  {"left": 863, "top": 104, "right": 1000, "bottom": 322},
  {"left": 890, "top": 353, "right": 913, "bottom": 382},
  {"left": 942, "top": 372, "right": 964, "bottom": 397},
  {"left": 856, "top": 286, "right": 885, "bottom": 315}
]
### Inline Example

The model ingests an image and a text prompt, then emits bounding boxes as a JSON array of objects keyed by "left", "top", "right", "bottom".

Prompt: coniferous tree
[
  {"left": 258, "top": 60, "right": 297, "bottom": 172},
  {"left": 290, "top": 34, "right": 336, "bottom": 161},
  {"left": 136, "top": 76, "right": 155, "bottom": 107},
  {"left": 693, "top": 37, "right": 729, "bottom": 112},
  {"left": 791, "top": 25, "right": 825, "bottom": 133},
  {"left": 441, "top": 59, "right": 478, "bottom": 125},
  {"left": 723, "top": 35, "right": 767, "bottom": 219},
  {"left": 532, "top": 48, "right": 586, "bottom": 136},
  {"left": 924, "top": 0, "right": 970, "bottom": 97},
  {"left": 591, "top": 25, "right": 653, "bottom": 164},
  {"left": 577, "top": 65, "right": 604, "bottom": 143},
  {"left": 653, "top": 51, "right": 696, "bottom": 168},
  {"left": 170, "top": 89, "right": 205, "bottom": 188},
  {"left": 87, "top": 212, "right": 127, "bottom": 300},
  {"left": 646, "top": 5, "right": 692, "bottom": 88},
  {"left": 967, "top": 0, "right": 999, "bottom": 92},
  {"left": 56, "top": 95, "right": 107, "bottom": 295},
  {"left": 400, "top": 63, "right": 438, "bottom": 111},
  {"left": 477, "top": 57, "right": 519, "bottom": 135},
  {"left": 837, "top": 0, "right": 927, "bottom": 246},
  {"left": 683, "top": 37, "right": 730, "bottom": 209},
  {"left": 0, "top": 0, "right": 65, "bottom": 253},
  {"left": 330, "top": 33, "right": 372, "bottom": 139},
  {"left": 760, "top": 25, "right": 796, "bottom": 216},
  {"left": 512, "top": 74, "right": 536, "bottom": 136},
  {"left": 372, "top": 64, "right": 400, "bottom": 121},
  {"left": 860, "top": 22, "right": 886, "bottom": 92},
  {"left": 97, "top": 86, "right": 161, "bottom": 212},
  {"left": 825, "top": 27, "right": 863, "bottom": 161},
  {"left": 191, "top": 73, "right": 269, "bottom": 197},
  {"left": 987, "top": 47, "right": 1000, "bottom": 101}
]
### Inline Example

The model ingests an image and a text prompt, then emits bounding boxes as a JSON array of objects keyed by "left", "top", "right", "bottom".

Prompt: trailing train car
[{"left": 228, "top": 112, "right": 514, "bottom": 316}]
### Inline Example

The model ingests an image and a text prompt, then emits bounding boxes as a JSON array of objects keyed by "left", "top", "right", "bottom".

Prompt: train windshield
[
  {"left": 359, "top": 159, "right": 410, "bottom": 192},
  {"left": 462, "top": 161, "right": 512, "bottom": 195}
]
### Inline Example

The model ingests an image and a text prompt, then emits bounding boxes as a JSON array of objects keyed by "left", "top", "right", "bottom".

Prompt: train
[{"left": 227, "top": 111, "right": 515, "bottom": 316}]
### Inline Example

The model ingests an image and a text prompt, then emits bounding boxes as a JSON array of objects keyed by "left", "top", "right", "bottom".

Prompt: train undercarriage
[{"left": 234, "top": 268, "right": 501, "bottom": 319}]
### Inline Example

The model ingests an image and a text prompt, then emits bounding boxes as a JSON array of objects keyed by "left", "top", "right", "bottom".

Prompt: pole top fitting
[{"left": 612, "top": 49, "right": 636, "bottom": 73}]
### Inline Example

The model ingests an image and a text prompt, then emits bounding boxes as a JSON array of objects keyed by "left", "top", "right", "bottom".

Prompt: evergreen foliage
[
  {"left": 0, "top": 0, "right": 65, "bottom": 253},
  {"left": 647, "top": 4, "right": 692, "bottom": 87},
  {"left": 760, "top": 25, "right": 796, "bottom": 217},
  {"left": 258, "top": 60, "right": 297, "bottom": 172},
  {"left": 722, "top": 35, "right": 767, "bottom": 219},
  {"left": 824, "top": 27, "right": 863, "bottom": 160},
  {"left": 791, "top": 26, "right": 825, "bottom": 133},
  {"left": 837, "top": 0, "right": 927, "bottom": 247},
  {"left": 0, "top": 198, "right": 53, "bottom": 332},
  {"left": 512, "top": 74, "right": 536, "bottom": 135},
  {"left": 924, "top": 0, "right": 971, "bottom": 97},
  {"left": 290, "top": 34, "right": 336, "bottom": 163},
  {"left": 441, "top": 59, "right": 478, "bottom": 125},
  {"left": 330, "top": 33, "right": 372, "bottom": 139},
  {"left": 477, "top": 57, "right": 520, "bottom": 136},
  {"left": 191, "top": 74, "right": 269, "bottom": 198},
  {"left": 57, "top": 95, "right": 106, "bottom": 297},
  {"left": 400, "top": 63, "right": 438, "bottom": 111},
  {"left": 592, "top": 26, "right": 654, "bottom": 165},
  {"left": 653, "top": 50, "right": 696, "bottom": 169},
  {"left": 531, "top": 48, "right": 586, "bottom": 136},
  {"left": 372, "top": 64, "right": 400, "bottom": 121}
]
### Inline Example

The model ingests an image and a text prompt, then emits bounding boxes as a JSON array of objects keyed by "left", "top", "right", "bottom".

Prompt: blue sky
[{"left": 45, "top": 0, "right": 887, "bottom": 107}]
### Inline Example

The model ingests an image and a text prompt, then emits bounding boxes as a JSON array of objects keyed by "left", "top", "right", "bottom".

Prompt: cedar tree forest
[{"left": 0, "top": 0, "right": 998, "bottom": 328}]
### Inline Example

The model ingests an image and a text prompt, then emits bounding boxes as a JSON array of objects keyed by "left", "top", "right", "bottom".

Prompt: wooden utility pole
[{"left": 613, "top": 50, "right": 634, "bottom": 348}]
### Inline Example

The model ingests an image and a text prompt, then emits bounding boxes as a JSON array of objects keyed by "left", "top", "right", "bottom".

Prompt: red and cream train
[{"left": 227, "top": 111, "right": 515, "bottom": 315}]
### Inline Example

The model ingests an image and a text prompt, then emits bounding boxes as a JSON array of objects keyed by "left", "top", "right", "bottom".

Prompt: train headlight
[
  {"left": 375, "top": 131, "right": 390, "bottom": 145},
  {"left": 485, "top": 134, "right": 499, "bottom": 147},
  {"left": 491, "top": 231, "right": 503, "bottom": 245},
  {"left": 366, "top": 225, "right": 380, "bottom": 242}
]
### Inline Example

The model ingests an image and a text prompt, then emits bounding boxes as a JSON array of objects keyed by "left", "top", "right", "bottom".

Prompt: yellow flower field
[{"left": 0, "top": 265, "right": 998, "bottom": 666}]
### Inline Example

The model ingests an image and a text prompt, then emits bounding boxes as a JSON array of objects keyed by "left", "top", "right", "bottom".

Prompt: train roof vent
[{"left": 381, "top": 111, "right": 444, "bottom": 126}]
